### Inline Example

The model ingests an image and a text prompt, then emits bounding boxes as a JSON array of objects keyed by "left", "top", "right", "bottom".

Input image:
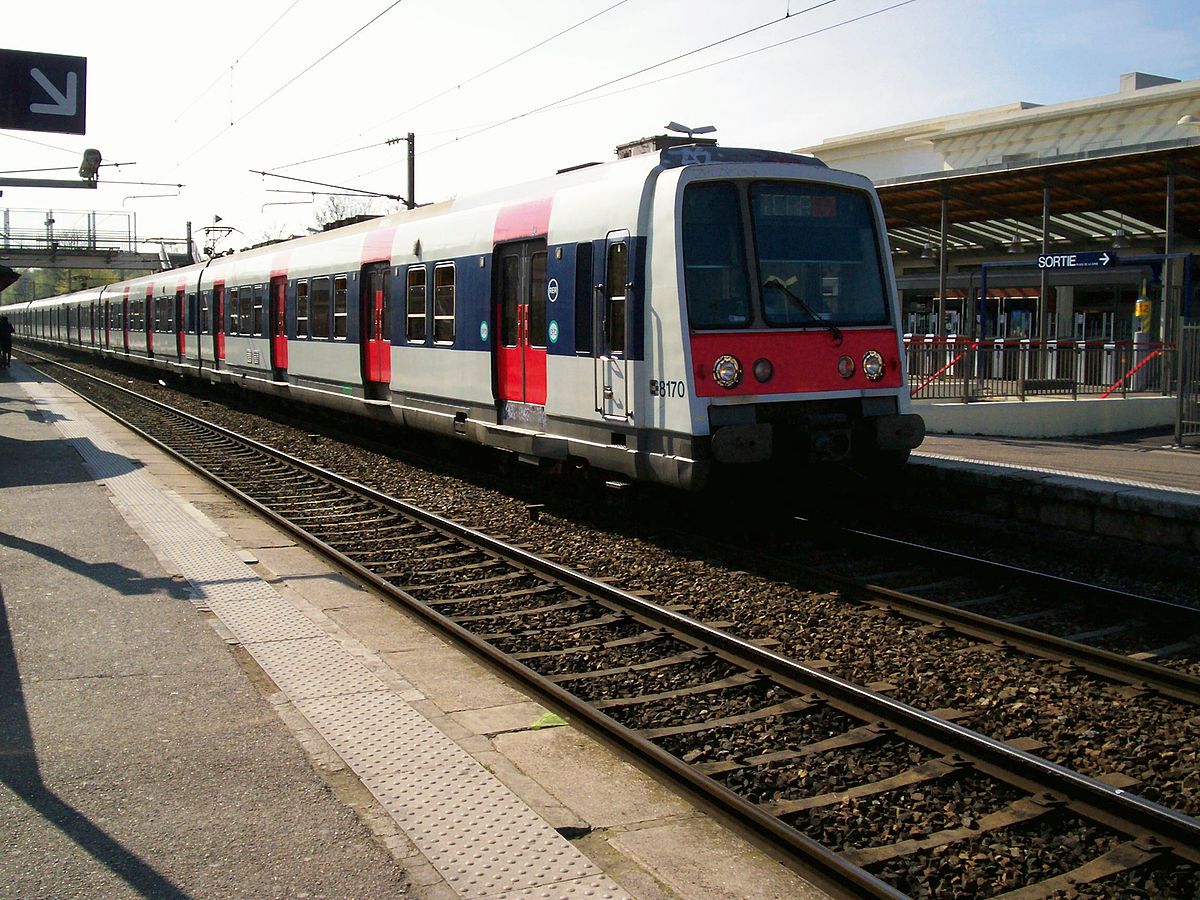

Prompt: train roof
[{"left": 5, "top": 146, "right": 835, "bottom": 312}]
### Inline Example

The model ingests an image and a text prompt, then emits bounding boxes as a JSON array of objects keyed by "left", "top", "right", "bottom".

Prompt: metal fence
[
  {"left": 1, "top": 207, "right": 138, "bottom": 253},
  {"left": 906, "top": 336, "right": 1177, "bottom": 403},
  {"left": 1176, "top": 319, "right": 1200, "bottom": 446}
]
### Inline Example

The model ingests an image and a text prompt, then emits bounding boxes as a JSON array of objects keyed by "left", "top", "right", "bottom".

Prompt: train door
[
  {"left": 175, "top": 289, "right": 186, "bottom": 361},
  {"left": 122, "top": 295, "right": 130, "bottom": 352},
  {"left": 213, "top": 283, "right": 226, "bottom": 366},
  {"left": 596, "top": 231, "right": 630, "bottom": 421},
  {"left": 360, "top": 262, "right": 391, "bottom": 400},
  {"left": 103, "top": 300, "right": 110, "bottom": 349},
  {"left": 494, "top": 239, "right": 547, "bottom": 422},
  {"left": 269, "top": 276, "right": 288, "bottom": 380}
]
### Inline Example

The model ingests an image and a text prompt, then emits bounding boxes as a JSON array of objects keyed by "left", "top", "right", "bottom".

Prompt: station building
[{"left": 795, "top": 72, "right": 1200, "bottom": 343}]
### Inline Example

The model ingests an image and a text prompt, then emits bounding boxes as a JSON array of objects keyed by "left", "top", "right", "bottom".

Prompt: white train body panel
[{"left": 4, "top": 147, "right": 923, "bottom": 489}]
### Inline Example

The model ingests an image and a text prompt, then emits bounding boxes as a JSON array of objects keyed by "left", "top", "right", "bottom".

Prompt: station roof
[{"left": 875, "top": 141, "right": 1200, "bottom": 257}]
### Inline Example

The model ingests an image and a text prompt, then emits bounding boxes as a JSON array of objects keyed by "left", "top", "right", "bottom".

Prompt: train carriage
[{"left": 3, "top": 144, "right": 924, "bottom": 489}]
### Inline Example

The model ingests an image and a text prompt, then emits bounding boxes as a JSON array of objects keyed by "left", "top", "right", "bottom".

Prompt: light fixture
[
  {"left": 1007, "top": 232, "right": 1022, "bottom": 254},
  {"left": 920, "top": 241, "right": 935, "bottom": 259},
  {"left": 712, "top": 354, "right": 742, "bottom": 389},
  {"left": 1112, "top": 226, "right": 1128, "bottom": 249},
  {"left": 78, "top": 148, "right": 102, "bottom": 181},
  {"left": 862, "top": 350, "right": 885, "bottom": 381}
]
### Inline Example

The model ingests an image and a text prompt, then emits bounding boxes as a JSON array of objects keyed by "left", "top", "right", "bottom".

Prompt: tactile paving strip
[{"left": 25, "top": 380, "right": 627, "bottom": 899}]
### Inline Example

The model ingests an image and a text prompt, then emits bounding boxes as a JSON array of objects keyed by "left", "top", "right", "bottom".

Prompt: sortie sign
[
  {"left": 0, "top": 48, "right": 87, "bottom": 135},
  {"left": 1037, "top": 251, "right": 1116, "bottom": 270}
]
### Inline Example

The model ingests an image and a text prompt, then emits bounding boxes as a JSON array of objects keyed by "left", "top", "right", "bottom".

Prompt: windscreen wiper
[{"left": 762, "top": 275, "right": 843, "bottom": 345}]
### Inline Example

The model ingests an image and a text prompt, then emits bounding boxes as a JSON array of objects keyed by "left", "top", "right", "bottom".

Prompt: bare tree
[{"left": 314, "top": 195, "right": 382, "bottom": 229}]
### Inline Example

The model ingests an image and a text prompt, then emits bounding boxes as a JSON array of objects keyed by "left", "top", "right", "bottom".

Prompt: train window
[
  {"left": 681, "top": 181, "right": 751, "bottom": 329},
  {"left": 574, "top": 242, "right": 593, "bottom": 354},
  {"left": 499, "top": 254, "right": 518, "bottom": 348},
  {"left": 240, "top": 287, "right": 253, "bottom": 335},
  {"left": 433, "top": 263, "right": 455, "bottom": 344},
  {"left": 228, "top": 288, "right": 239, "bottom": 334},
  {"left": 605, "top": 242, "right": 626, "bottom": 354},
  {"left": 333, "top": 276, "right": 348, "bottom": 339},
  {"left": 252, "top": 285, "right": 264, "bottom": 336},
  {"left": 529, "top": 251, "right": 547, "bottom": 349},
  {"left": 311, "top": 276, "right": 331, "bottom": 339},
  {"left": 750, "top": 182, "right": 887, "bottom": 326},
  {"left": 200, "top": 294, "right": 210, "bottom": 335},
  {"left": 296, "top": 280, "right": 309, "bottom": 338},
  {"left": 406, "top": 267, "right": 427, "bottom": 342},
  {"left": 214, "top": 285, "right": 225, "bottom": 334}
]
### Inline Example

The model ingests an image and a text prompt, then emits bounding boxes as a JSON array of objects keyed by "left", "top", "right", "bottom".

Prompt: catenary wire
[
  {"left": 177, "top": 0, "right": 408, "bottom": 167},
  {"left": 356, "top": 0, "right": 845, "bottom": 178},
  {"left": 170, "top": 0, "right": 304, "bottom": 126},
  {"left": 267, "top": 0, "right": 632, "bottom": 173}
]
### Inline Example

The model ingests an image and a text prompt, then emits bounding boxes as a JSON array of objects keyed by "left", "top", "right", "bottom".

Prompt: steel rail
[
  {"left": 786, "top": 517, "right": 1200, "bottom": 705},
  {"left": 29, "top": 353, "right": 1200, "bottom": 887},
  {"left": 24, "top": 352, "right": 901, "bottom": 899}
]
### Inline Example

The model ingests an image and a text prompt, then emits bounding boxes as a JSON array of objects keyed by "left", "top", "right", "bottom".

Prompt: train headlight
[
  {"left": 862, "top": 350, "right": 885, "bottom": 381},
  {"left": 752, "top": 357, "right": 774, "bottom": 383},
  {"left": 712, "top": 354, "right": 742, "bottom": 389},
  {"left": 837, "top": 355, "right": 855, "bottom": 378}
]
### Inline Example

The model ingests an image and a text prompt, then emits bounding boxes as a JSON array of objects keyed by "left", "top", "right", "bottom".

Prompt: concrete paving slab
[
  {"left": 607, "top": 817, "right": 827, "bottom": 900},
  {"left": 380, "top": 642, "right": 532, "bottom": 712},
  {"left": 493, "top": 727, "right": 695, "bottom": 827},
  {"left": 450, "top": 699, "right": 552, "bottom": 736}
]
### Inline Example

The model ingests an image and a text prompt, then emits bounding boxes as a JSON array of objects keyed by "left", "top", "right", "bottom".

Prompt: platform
[{"left": 0, "top": 361, "right": 824, "bottom": 900}]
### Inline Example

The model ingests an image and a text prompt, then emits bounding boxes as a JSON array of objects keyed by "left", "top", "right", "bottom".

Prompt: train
[{"left": 2, "top": 143, "right": 924, "bottom": 490}]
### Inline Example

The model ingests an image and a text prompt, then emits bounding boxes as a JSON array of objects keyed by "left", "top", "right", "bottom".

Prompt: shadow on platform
[{"left": 0, "top": 586, "right": 192, "bottom": 898}]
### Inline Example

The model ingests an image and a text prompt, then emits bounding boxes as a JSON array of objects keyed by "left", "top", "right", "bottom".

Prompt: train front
[{"left": 657, "top": 147, "right": 924, "bottom": 477}]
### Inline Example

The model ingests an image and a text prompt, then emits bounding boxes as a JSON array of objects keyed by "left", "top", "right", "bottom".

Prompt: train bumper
[{"left": 868, "top": 412, "right": 926, "bottom": 451}]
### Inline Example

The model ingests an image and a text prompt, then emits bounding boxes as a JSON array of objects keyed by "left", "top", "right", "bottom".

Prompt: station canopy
[{"left": 876, "top": 143, "right": 1200, "bottom": 256}]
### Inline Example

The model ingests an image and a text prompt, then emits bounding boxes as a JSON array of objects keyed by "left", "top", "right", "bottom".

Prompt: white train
[{"left": 4, "top": 144, "right": 924, "bottom": 489}]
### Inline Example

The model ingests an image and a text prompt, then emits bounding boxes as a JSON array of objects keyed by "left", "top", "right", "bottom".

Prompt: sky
[{"left": 3, "top": 0, "right": 1199, "bottom": 256}]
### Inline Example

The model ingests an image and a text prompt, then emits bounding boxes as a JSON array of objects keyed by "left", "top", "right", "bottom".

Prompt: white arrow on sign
[
  {"left": 1099, "top": 252, "right": 1110, "bottom": 266},
  {"left": 29, "top": 68, "right": 78, "bottom": 117}
]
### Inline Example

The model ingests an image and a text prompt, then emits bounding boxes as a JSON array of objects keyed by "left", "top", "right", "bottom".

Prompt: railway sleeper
[
  {"left": 764, "top": 755, "right": 973, "bottom": 818},
  {"left": 476, "top": 612, "right": 628, "bottom": 641},
  {"left": 513, "top": 629, "right": 666, "bottom": 662},
  {"left": 450, "top": 597, "right": 587, "bottom": 624},
  {"left": 842, "top": 794, "right": 1060, "bottom": 867},
  {"left": 548, "top": 648, "right": 710, "bottom": 684},
  {"left": 993, "top": 837, "right": 1175, "bottom": 899},
  {"left": 592, "top": 672, "right": 756, "bottom": 709},
  {"left": 424, "top": 583, "right": 563, "bottom": 607},
  {"left": 642, "top": 696, "right": 819, "bottom": 742}
]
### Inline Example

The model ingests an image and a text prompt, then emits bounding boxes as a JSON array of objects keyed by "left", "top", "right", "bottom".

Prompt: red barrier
[{"left": 1099, "top": 347, "right": 1163, "bottom": 399}]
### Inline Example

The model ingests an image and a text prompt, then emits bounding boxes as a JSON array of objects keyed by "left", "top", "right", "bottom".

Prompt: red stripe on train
[
  {"left": 689, "top": 328, "right": 903, "bottom": 397},
  {"left": 494, "top": 197, "right": 552, "bottom": 243}
]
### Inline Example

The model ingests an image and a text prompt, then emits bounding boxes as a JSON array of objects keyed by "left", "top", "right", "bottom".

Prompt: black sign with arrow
[{"left": 0, "top": 48, "right": 87, "bottom": 135}]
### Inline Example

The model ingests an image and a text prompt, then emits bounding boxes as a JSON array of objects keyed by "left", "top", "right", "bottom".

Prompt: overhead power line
[
  {"left": 170, "top": 0, "right": 304, "bottom": 126},
  {"left": 359, "top": 0, "right": 843, "bottom": 176},
  {"left": 542, "top": 0, "right": 921, "bottom": 118},
  {"left": 179, "top": 0, "right": 408, "bottom": 166},
  {"left": 363, "top": 0, "right": 633, "bottom": 135}
]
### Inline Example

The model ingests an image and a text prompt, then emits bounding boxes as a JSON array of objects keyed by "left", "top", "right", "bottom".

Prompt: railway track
[
  {"left": 25, "top": 352, "right": 1200, "bottom": 898},
  {"left": 671, "top": 517, "right": 1200, "bottom": 706}
]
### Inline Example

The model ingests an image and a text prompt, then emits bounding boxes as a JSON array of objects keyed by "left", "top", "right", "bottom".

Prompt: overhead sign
[
  {"left": 0, "top": 49, "right": 87, "bottom": 135},
  {"left": 1037, "top": 251, "right": 1116, "bottom": 270}
]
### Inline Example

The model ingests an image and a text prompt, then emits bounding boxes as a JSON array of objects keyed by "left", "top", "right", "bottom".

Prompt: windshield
[{"left": 682, "top": 180, "right": 889, "bottom": 330}]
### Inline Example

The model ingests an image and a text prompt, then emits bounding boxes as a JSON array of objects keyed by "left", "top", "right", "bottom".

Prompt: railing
[
  {"left": 2, "top": 207, "right": 138, "bottom": 253},
  {"left": 1177, "top": 320, "right": 1200, "bottom": 446},
  {"left": 906, "top": 336, "right": 1177, "bottom": 402}
]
